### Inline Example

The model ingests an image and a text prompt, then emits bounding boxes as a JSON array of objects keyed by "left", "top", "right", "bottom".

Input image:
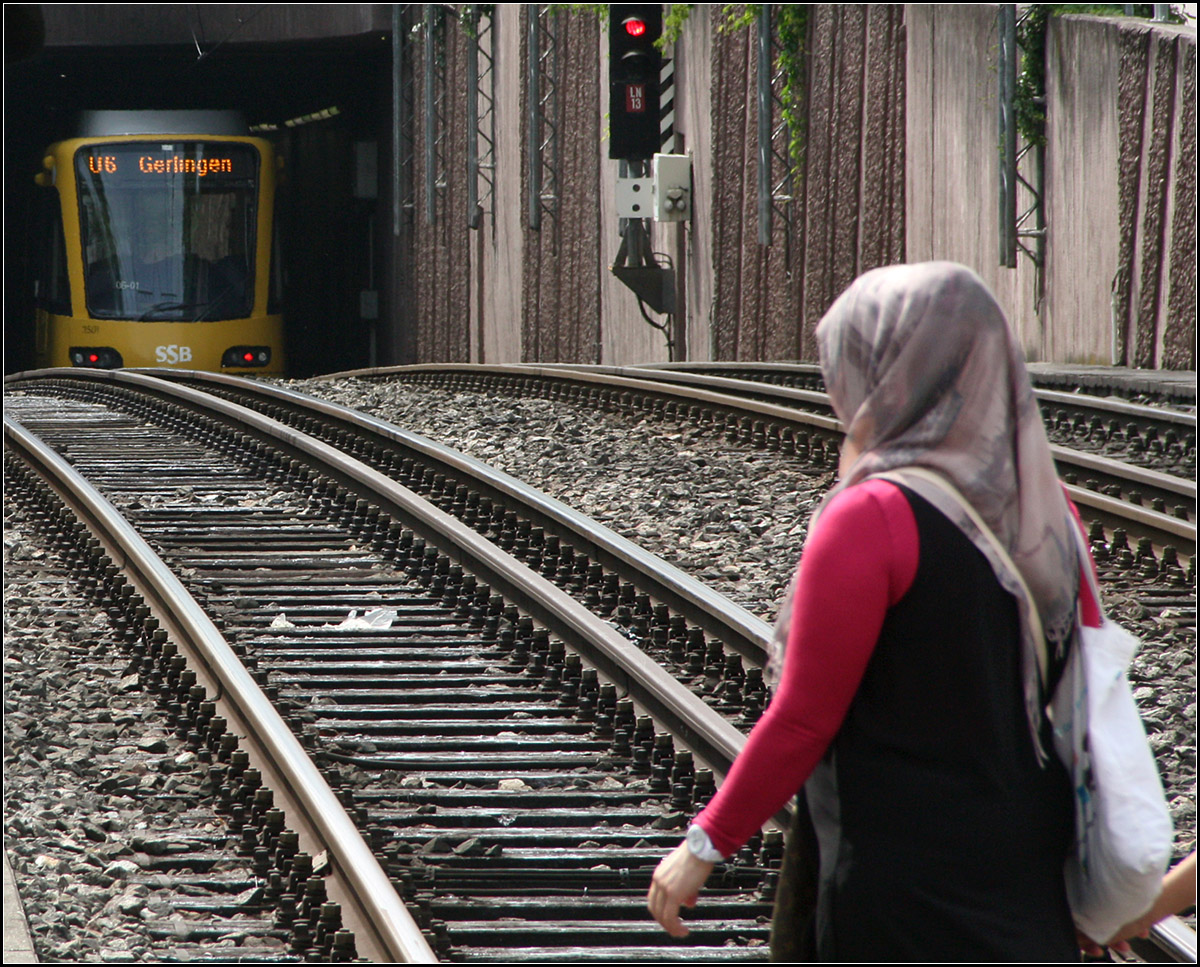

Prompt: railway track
[
  {"left": 5, "top": 405, "right": 430, "bottom": 963},
  {"left": 4, "top": 370, "right": 774, "bottom": 962},
  {"left": 612, "top": 362, "right": 1198, "bottom": 530},
  {"left": 626, "top": 359, "right": 1197, "bottom": 417},
  {"left": 4, "top": 366, "right": 1195, "bottom": 962},
  {"left": 617, "top": 361, "right": 1196, "bottom": 489},
  {"left": 4, "top": 477, "right": 386, "bottom": 964},
  {"left": 310, "top": 363, "right": 1195, "bottom": 563}
]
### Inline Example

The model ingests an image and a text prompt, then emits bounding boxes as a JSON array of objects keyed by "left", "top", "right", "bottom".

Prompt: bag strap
[
  {"left": 867, "top": 467, "right": 1047, "bottom": 677},
  {"left": 1063, "top": 502, "right": 1103, "bottom": 626}
]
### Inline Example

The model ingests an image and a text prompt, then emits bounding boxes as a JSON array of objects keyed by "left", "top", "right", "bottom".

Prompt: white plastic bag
[
  {"left": 1050, "top": 597, "right": 1173, "bottom": 943},
  {"left": 322, "top": 607, "right": 398, "bottom": 631}
]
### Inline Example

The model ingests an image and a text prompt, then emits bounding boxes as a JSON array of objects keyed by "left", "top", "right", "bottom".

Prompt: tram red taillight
[
  {"left": 222, "top": 346, "right": 271, "bottom": 368},
  {"left": 69, "top": 347, "right": 123, "bottom": 369}
]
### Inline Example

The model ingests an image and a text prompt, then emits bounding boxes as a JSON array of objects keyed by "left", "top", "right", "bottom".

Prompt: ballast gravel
[
  {"left": 285, "top": 377, "right": 836, "bottom": 621},
  {"left": 3, "top": 505, "right": 289, "bottom": 963}
]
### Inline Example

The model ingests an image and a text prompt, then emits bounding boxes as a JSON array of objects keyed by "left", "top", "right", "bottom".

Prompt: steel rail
[
  {"left": 4, "top": 413, "right": 437, "bottom": 964},
  {"left": 142, "top": 368, "right": 776, "bottom": 666},
  {"left": 1052, "top": 444, "right": 1194, "bottom": 502},
  {"left": 633, "top": 360, "right": 1197, "bottom": 413},
  {"left": 303, "top": 361, "right": 844, "bottom": 435},
  {"left": 1148, "top": 915, "right": 1198, "bottom": 964},
  {"left": 541, "top": 361, "right": 836, "bottom": 413},
  {"left": 1060, "top": 449, "right": 1195, "bottom": 557},
  {"left": 1034, "top": 386, "right": 1196, "bottom": 430},
  {"left": 633, "top": 364, "right": 1197, "bottom": 436}
]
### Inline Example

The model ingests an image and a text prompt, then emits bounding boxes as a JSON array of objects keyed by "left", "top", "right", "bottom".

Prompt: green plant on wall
[
  {"left": 1014, "top": 4, "right": 1158, "bottom": 145},
  {"left": 697, "top": 5, "right": 810, "bottom": 176},
  {"left": 550, "top": 4, "right": 609, "bottom": 22},
  {"left": 774, "top": 5, "right": 810, "bottom": 176},
  {"left": 457, "top": 4, "right": 495, "bottom": 37},
  {"left": 663, "top": 3, "right": 695, "bottom": 42}
]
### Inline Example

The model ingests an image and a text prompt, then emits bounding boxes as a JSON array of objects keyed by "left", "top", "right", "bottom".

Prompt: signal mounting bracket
[{"left": 611, "top": 216, "right": 674, "bottom": 315}]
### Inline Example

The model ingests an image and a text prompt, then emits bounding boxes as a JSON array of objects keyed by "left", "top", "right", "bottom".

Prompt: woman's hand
[
  {"left": 647, "top": 841, "right": 715, "bottom": 937},
  {"left": 1076, "top": 929, "right": 1133, "bottom": 958},
  {"left": 1081, "top": 852, "right": 1198, "bottom": 955}
]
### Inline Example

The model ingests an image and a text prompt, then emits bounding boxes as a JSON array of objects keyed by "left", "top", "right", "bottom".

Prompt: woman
[{"left": 647, "top": 262, "right": 1086, "bottom": 960}]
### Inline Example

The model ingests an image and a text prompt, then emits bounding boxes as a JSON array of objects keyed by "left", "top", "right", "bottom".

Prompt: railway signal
[{"left": 608, "top": 5, "right": 663, "bottom": 161}]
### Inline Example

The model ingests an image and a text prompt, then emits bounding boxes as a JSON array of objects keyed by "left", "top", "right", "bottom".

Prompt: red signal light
[
  {"left": 88, "top": 353, "right": 99, "bottom": 363},
  {"left": 243, "top": 352, "right": 255, "bottom": 363},
  {"left": 623, "top": 17, "right": 646, "bottom": 37}
]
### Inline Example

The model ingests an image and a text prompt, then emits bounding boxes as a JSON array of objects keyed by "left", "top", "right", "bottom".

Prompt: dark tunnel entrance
[{"left": 5, "top": 5, "right": 402, "bottom": 377}]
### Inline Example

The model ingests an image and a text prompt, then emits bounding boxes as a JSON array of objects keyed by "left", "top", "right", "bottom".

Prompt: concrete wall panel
[
  {"left": 678, "top": 13, "right": 715, "bottom": 362},
  {"left": 910, "top": 7, "right": 1194, "bottom": 368},
  {"left": 480, "top": 6, "right": 525, "bottom": 364},
  {"left": 409, "top": 9, "right": 471, "bottom": 363},
  {"left": 1163, "top": 39, "right": 1196, "bottom": 369},
  {"left": 907, "top": 4, "right": 1034, "bottom": 351},
  {"left": 705, "top": 5, "right": 905, "bottom": 363},
  {"left": 1045, "top": 16, "right": 1123, "bottom": 365},
  {"left": 520, "top": 9, "right": 603, "bottom": 364},
  {"left": 709, "top": 15, "right": 756, "bottom": 361},
  {"left": 1135, "top": 32, "right": 1179, "bottom": 367},
  {"left": 1047, "top": 15, "right": 1195, "bottom": 368}
]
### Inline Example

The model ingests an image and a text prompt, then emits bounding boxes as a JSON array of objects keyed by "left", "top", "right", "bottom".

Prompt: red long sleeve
[{"left": 694, "top": 479, "right": 919, "bottom": 858}]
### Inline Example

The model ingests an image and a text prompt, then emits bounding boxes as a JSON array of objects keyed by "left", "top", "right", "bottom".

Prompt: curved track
[
  {"left": 5, "top": 413, "right": 431, "bottom": 963},
  {"left": 313, "top": 363, "right": 1195, "bottom": 562},
  {"left": 5, "top": 366, "right": 1194, "bottom": 963},
  {"left": 5, "top": 370, "right": 777, "bottom": 962}
]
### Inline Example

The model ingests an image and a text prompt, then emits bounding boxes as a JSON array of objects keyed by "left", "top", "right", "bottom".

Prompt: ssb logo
[{"left": 155, "top": 345, "right": 193, "bottom": 364}]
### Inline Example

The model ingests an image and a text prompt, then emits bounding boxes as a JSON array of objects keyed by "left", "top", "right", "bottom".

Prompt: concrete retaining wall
[
  {"left": 700, "top": 4, "right": 907, "bottom": 363},
  {"left": 395, "top": 4, "right": 1193, "bottom": 370},
  {"left": 908, "top": 6, "right": 1195, "bottom": 368}
]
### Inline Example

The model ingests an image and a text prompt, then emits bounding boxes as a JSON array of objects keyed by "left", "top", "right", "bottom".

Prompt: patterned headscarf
[{"left": 768, "top": 262, "right": 1079, "bottom": 757}]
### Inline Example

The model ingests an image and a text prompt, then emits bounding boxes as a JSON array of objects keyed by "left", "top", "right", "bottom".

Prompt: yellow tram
[{"left": 32, "top": 110, "right": 286, "bottom": 374}]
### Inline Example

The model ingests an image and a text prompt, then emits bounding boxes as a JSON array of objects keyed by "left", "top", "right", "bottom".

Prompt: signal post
[{"left": 608, "top": 5, "right": 691, "bottom": 360}]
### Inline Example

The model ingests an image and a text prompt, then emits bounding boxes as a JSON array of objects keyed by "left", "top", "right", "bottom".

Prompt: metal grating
[
  {"left": 757, "top": 5, "right": 796, "bottom": 254},
  {"left": 527, "top": 5, "right": 561, "bottom": 232},
  {"left": 998, "top": 4, "right": 1046, "bottom": 304},
  {"left": 423, "top": 3, "right": 449, "bottom": 226},
  {"left": 467, "top": 5, "right": 496, "bottom": 233}
]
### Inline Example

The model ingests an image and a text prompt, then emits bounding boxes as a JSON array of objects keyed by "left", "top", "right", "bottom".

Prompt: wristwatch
[{"left": 686, "top": 823, "right": 725, "bottom": 863}]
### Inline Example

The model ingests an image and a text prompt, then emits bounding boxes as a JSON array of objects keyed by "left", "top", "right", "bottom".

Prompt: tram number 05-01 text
[{"left": 155, "top": 345, "right": 193, "bottom": 364}]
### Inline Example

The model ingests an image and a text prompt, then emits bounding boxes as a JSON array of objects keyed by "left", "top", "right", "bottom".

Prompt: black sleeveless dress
[{"left": 803, "top": 489, "right": 1078, "bottom": 961}]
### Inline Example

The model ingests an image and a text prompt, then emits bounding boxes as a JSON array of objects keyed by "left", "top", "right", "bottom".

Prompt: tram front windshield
[{"left": 75, "top": 142, "right": 259, "bottom": 321}]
